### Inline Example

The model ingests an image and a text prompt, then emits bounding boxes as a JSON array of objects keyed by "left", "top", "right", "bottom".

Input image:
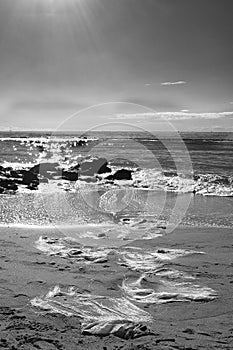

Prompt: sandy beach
[{"left": 1, "top": 225, "right": 233, "bottom": 350}]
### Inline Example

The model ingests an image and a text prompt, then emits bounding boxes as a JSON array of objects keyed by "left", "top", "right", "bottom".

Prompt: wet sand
[{"left": 0, "top": 226, "right": 233, "bottom": 349}]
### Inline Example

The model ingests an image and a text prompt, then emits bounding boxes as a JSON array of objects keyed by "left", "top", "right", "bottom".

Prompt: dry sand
[{"left": 0, "top": 225, "right": 233, "bottom": 349}]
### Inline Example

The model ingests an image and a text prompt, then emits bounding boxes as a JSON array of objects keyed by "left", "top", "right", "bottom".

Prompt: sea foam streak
[
  {"left": 35, "top": 236, "right": 112, "bottom": 263},
  {"left": 34, "top": 236, "right": 217, "bottom": 305},
  {"left": 31, "top": 286, "right": 153, "bottom": 339},
  {"left": 118, "top": 247, "right": 205, "bottom": 271},
  {"left": 118, "top": 247, "right": 216, "bottom": 303},
  {"left": 121, "top": 275, "right": 217, "bottom": 304},
  {"left": 32, "top": 234, "right": 218, "bottom": 337}
]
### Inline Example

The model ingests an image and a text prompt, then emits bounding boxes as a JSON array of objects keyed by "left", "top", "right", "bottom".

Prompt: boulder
[
  {"left": 9, "top": 169, "right": 23, "bottom": 180},
  {"left": 106, "top": 169, "right": 133, "bottom": 181},
  {"left": 0, "top": 177, "right": 18, "bottom": 191},
  {"left": 29, "top": 162, "right": 61, "bottom": 179},
  {"left": 0, "top": 165, "right": 6, "bottom": 175},
  {"left": 62, "top": 170, "right": 79, "bottom": 181},
  {"left": 163, "top": 170, "right": 178, "bottom": 177},
  {"left": 21, "top": 170, "right": 39, "bottom": 186},
  {"left": 79, "top": 157, "right": 111, "bottom": 176}
]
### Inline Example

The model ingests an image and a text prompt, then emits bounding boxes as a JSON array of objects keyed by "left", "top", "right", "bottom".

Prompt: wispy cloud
[
  {"left": 114, "top": 111, "right": 233, "bottom": 121},
  {"left": 161, "top": 81, "right": 186, "bottom": 86}
]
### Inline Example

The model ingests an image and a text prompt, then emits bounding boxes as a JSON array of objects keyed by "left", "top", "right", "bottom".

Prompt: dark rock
[
  {"left": 106, "top": 169, "right": 133, "bottom": 181},
  {"left": 79, "top": 157, "right": 111, "bottom": 176},
  {"left": 97, "top": 233, "right": 106, "bottom": 238},
  {"left": 62, "top": 170, "right": 79, "bottom": 181},
  {"left": 20, "top": 170, "right": 39, "bottom": 186},
  {"left": 9, "top": 169, "right": 23, "bottom": 180},
  {"left": 213, "top": 176, "right": 230, "bottom": 186},
  {"left": 157, "top": 249, "right": 166, "bottom": 254},
  {"left": 183, "top": 328, "right": 195, "bottom": 334},
  {"left": 163, "top": 170, "right": 177, "bottom": 177},
  {"left": 0, "top": 165, "right": 5, "bottom": 173},
  {"left": 29, "top": 162, "right": 61, "bottom": 179},
  {"left": 0, "top": 177, "right": 18, "bottom": 191},
  {"left": 77, "top": 139, "right": 87, "bottom": 146},
  {"left": 19, "top": 162, "right": 62, "bottom": 186}
]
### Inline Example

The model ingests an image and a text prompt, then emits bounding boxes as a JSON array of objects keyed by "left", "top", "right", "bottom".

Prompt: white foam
[
  {"left": 35, "top": 236, "right": 112, "bottom": 263},
  {"left": 31, "top": 285, "right": 152, "bottom": 322},
  {"left": 31, "top": 286, "right": 152, "bottom": 338},
  {"left": 121, "top": 275, "right": 217, "bottom": 304},
  {"left": 132, "top": 169, "right": 233, "bottom": 196},
  {"left": 118, "top": 248, "right": 204, "bottom": 272}
]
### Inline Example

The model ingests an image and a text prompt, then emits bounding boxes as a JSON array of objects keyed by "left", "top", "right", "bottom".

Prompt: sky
[{"left": 0, "top": 0, "right": 233, "bottom": 131}]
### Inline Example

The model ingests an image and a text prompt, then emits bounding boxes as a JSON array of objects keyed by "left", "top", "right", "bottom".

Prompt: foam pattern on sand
[
  {"left": 121, "top": 275, "right": 217, "bottom": 304},
  {"left": 31, "top": 286, "right": 153, "bottom": 339},
  {"left": 118, "top": 247, "right": 204, "bottom": 271},
  {"left": 118, "top": 247, "right": 217, "bottom": 304},
  {"left": 33, "top": 234, "right": 218, "bottom": 337},
  {"left": 35, "top": 236, "right": 111, "bottom": 263}
]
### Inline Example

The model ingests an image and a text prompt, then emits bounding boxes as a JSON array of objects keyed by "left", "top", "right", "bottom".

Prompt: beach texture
[{"left": 1, "top": 226, "right": 233, "bottom": 349}]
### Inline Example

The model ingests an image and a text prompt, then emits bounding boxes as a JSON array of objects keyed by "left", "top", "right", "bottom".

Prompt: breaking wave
[{"left": 132, "top": 169, "right": 233, "bottom": 196}]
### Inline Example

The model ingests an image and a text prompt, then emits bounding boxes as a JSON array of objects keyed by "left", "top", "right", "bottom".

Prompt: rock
[
  {"left": 97, "top": 233, "right": 106, "bottom": 238},
  {"left": 0, "top": 165, "right": 5, "bottom": 174},
  {"left": 106, "top": 169, "right": 133, "bottom": 181},
  {"left": 62, "top": 170, "right": 79, "bottom": 181},
  {"left": 163, "top": 170, "right": 177, "bottom": 177},
  {"left": 9, "top": 169, "right": 23, "bottom": 180},
  {"left": 79, "top": 157, "right": 111, "bottom": 176},
  {"left": 157, "top": 249, "right": 166, "bottom": 254},
  {"left": 29, "top": 162, "right": 60, "bottom": 174},
  {"left": 183, "top": 328, "right": 195, "bottom": 334},
  {"left": 0, "top": 177, "right": 18, "bottom": 192},
  {"left": 29, "top": 162, "right": 61, "bottom": 179},
  {"left": 20, "top": 170, "right": 39, "bottom": 186}
]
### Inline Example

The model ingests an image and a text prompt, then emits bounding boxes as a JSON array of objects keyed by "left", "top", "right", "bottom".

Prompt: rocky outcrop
[
  {"left": 79, "top": 157, "right": 111, "bottom": 176},
  {"left": 62, "top": 169, "right": 79, "bottom": 181},
  {"left": 29, "top": 162, "right": 61, "bottom": 179},
  {"left": 0, "top": 157, "right": 113, "bottom": 193},
  {"left": 0, "top": 177, "right": 18, "bottom": 192},
  {"left": 106, "top": 169, "right": 133, "bottom": 181}
]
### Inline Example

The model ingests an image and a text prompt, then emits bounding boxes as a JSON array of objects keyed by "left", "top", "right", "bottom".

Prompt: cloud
[
  {"left": 161, "top": 81, "right": 186, "bottom": 86},
  {"left": 114, "top": 111, "right": 233, "bottom": 121}
]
